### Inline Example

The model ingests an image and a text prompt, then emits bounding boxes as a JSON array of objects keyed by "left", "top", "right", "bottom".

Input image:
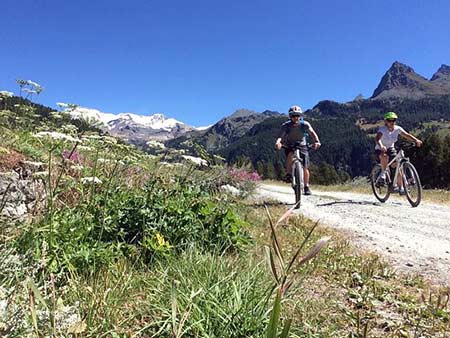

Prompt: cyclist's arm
[
  {"left": 307, "top": 127, "right": 321, "bottom": 149},
  {"left": 275, "top": 125, "right": 287, "bottom": 148},
  {"left": 375, "top": 132, "right": 385, "bottom": 150},
  {"left": 400, "top": 130, "right": 422, "bottom": 146},
  {"left": 307, "top": 128, "right": 320, "bottom": 144}
]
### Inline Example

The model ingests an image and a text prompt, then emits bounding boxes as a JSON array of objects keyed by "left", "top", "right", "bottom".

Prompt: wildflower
[
  {"left": 146, "top": 140, "right": 165, "bottom": 149},
  {"left": 182, "top": 155, "right": 208, "bottom": 166},
  {"left": 77, "top": 145, "right": 93, "bottom": 151},
  {"left": 82, "top": 134, "right": 103, "bottom": 140},
  {"left": 56, "top": 102, "right": 69, "bottom": 108},
  {"left": 156, "top": 233, "right": 166, "bottom": 246},
  {"left": 97, "top": 158, "right": 111, "bottom": 163},
  {"left": 50, "top": 111, "right": 63, "bottom": 119},
  {"left": 33, "top": 171, "right": 49, "bottom": 179},
  {"left": 34, "top": 131, "right": 81, "bottom": 143},
  {"left": 81, "top": 176, "right": 102, "bottom": 184},
  {"left": 61, "top": 124, "right": 78, "bottom": 134},
  {"left": 22, "top": 88, "right": 37, "bottom": 95},
  {"left": 0, "top": 91, "right": 13, "bottom": 98},
  {"left": 155, "top": 233, "right": 172, "bottom": 249},
  {"left": 70, "top": 164, "right": 84, "bottom": 171},
  {"left": 62, "top": 150, "right": 83, "bottom": 164},
  {"left": 103, "top": 136, "right": 117, "bottom": 144},
  {"left": 26, "top": 80, "right": 41, "bottom": 88}
]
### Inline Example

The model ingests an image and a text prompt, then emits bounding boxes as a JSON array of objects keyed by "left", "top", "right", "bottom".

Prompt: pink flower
[{"left": 62, "top": 150, "right": 83, "bottom": 164}]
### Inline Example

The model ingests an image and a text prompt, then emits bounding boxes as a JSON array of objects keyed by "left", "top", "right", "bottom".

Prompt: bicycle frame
[
  {"left": 292, "top": 148, "right": 304, "bottom": 188},
  {"left": 383, "top": 149, "right": 408, "bottom": 188}
]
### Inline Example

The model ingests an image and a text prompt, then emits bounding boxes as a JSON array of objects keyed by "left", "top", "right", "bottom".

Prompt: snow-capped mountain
[{"left": 67, "top": 106, "right": 195, "bottom": 141}]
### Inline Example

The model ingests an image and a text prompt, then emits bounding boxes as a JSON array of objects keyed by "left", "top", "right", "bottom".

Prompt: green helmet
[{"left": 384, "top": 112, "right": 398, "bottom": 120}]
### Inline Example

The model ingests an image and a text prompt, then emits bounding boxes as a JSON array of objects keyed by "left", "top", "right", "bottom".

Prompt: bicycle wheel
[
  {"left": 370, "top": 164, "right": 390, "bottom": 203},
  {"left": 402, "top": 162, "right": 422, "bottom": 207},
  {"left": 292, "top": 161, "right": 302, "bottom": 209}
]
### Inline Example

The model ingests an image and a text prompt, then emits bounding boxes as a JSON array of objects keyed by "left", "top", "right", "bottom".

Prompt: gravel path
[{"left": 256, "top": 183, "right": 450, "bottom": 284}]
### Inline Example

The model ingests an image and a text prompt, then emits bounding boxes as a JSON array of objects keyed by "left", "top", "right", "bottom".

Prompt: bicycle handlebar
[
  {"left": 395, "top": 143, "right": 417, "bottom": 151},
  {"left": 280, "top": 143, "right": 316, "bottom": 150}
]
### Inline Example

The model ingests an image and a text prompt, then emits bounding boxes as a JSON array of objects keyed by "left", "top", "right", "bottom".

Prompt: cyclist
[
  {"left": 375, "top": 112, "right": 422, "bottom": 194},
  {"left": 275, "top": 105, "right": 321, "bottom": 195}
]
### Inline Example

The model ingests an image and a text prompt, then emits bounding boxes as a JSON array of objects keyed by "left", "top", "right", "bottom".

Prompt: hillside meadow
[{"left": 0, "top": 99, "right": 449, "bottom": 337}]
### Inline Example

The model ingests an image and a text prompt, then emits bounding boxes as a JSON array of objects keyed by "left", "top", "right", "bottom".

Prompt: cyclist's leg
[
  {"left": 377, "top": 150, "right": 388, "bottom": 171},
  {"left": 304, "top": 168, "right": 310, "bottom": 186},
  {"left": 386, "top": 148, "right": 402, "bottom": 187},
  {"left": 285, "top": 149, "right": 294, "bottom": 179},
  {"left": 301, "top": 151, "right": 310, "bottom": 186}
]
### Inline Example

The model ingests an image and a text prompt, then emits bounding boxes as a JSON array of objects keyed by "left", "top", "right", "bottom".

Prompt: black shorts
[
  {"left": 285, "top": 148, "right": 310, "bottom": 168},
  {"left": 375, "top": 147, "right": 397, "bottom": 162}
]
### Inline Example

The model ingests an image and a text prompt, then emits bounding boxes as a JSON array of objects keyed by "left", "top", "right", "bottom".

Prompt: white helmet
[{"left": 288, "top": 105, "right": 303, "bottom": 116}]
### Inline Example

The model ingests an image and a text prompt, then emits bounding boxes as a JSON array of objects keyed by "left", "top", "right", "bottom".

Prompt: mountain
[
  {"left": 371, "top": 61, "right": 450, "bottom": 100},
  {"left": 166, "top": 109, "right": 281, "bottom": 151},
  {"left": 68, "top": 107, "right": 194, "bottom": 141},
  {"left": 212, "top": 62, "right": 450, "bottom": 182},
  {"left": 430, "top": 64, "right": 450, "bottom": 91}
]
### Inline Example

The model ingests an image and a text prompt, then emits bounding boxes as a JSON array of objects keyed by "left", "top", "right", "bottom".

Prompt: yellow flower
[{"left": 156, "top": 233, "right": 166, "bottom": 246}]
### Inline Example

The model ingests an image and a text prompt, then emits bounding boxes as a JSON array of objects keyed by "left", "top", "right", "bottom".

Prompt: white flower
[
  {"left": 146, "top": 140, "right": 165, "bottom": 149},
  {"left": 97, "top": 158, "right": 111, "bottom": 163},
  {"left": 220, "top": 184, "right": 241, "bottom": 196},
  {"left": 103, "top": 136, "right": 117, "bottom": 144},
  {"left": 27, "top": 80, "right": 41, "bottom": 87},
  {"left": 81, "top": 176, "right": 102, "bottom": 184},
  {"left": 34, "top": 131, "right": 81, "bottom": 143},
  {"left": 22, "top": 88, "right": 37, "bottom": 95},
  {"left": 50, "top": 111, "right": 63, "bottom": 119},
  {"left": 0, "top": 91, "right": 13, "bottom": 98},
  {"left": 182, "top": 155, "right": 208, "bottom": 166},
  {"left": 33, "top": 171, "right": 49, "bottom": 179},
  {"left": 82, "top": 134, "right": 103, "bottom": 140},
  {"left": 77, "top": 145, "right": 93, "bottom": 151},
  {"left": 70, "top": 165, "right": 84, "bottom": 171}
]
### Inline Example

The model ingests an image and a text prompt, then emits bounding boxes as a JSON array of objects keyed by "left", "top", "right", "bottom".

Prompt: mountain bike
[
  {"left": 370, "top": 144, "right": 422, "bottom": 207},
  {"left": 282, "top": 142, "right": 313, "bottom": 209}
]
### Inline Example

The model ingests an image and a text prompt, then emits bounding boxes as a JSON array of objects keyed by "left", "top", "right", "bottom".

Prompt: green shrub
[{"left": 17, "top": 176, "right": 249, "bottom": 274}]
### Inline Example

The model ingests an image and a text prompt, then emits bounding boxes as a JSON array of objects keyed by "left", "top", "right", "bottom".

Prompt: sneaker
[
  {"left": 399, "top": 187, "right": 406, "bottom": 196},
  {"left": 304, "top": 186, "right": 312, "bottom": 195}
]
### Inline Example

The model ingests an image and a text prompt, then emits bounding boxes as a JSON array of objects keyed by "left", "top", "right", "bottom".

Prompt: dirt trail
[{"left": 257, "top": 183, "right": 450, "bottom": 284}]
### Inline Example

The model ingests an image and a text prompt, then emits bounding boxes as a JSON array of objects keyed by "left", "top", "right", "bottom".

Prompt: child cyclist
[{"left": 375, "top": 111, "right": 422, "bottom": 194}]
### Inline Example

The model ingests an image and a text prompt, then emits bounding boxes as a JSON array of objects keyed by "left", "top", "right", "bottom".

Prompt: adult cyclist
[
  {"left": 275, "top": 105, "right": 321, "bottom": 195},
  {"left": 375, "top": 112, "right": 422, "bottom": 194}
]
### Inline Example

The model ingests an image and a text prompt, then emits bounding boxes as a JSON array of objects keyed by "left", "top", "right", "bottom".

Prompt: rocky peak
[
  {"left": 371, "top": 61, "right": 429, "bottom": 99},
  {"left": 371, "top": 61, "right": 450, "bottom": 99},
  {"left": 229, "top": 109, "right": 257, "bottom": 119},
  {"left": 431, "top": 64, "right": 450, "bottom": 81}
]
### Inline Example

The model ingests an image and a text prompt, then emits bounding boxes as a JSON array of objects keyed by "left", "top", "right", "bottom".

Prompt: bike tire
[
  {"left": 370, "top": 164, "right": 390, "bottom": 203},
  {"left": 293, "top": 161, "right": 302, "bottom": 209},
  {"left": 402, "top": 162, "right": 422, "bottom": 207}
]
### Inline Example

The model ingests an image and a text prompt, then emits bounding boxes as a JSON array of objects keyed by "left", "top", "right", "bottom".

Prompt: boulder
[{"left": 0, "top": 171, "right": 46, "bottom": 222}]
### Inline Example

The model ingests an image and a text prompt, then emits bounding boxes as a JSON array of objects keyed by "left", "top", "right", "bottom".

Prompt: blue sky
[{"left": 1, "top": 0, "right": 449, "bottom": 126}]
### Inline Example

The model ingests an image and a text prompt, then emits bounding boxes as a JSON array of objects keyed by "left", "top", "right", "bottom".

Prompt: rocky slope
[
  {"left": 371, "top": 61, "right": 450, "bottom": 99},
  {"left": 167, "top": 109, "right": 281, "bottom": 151}
]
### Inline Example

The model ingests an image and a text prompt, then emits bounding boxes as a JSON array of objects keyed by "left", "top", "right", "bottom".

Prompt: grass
[
  {"left": 1, "top": 104, "right": 449, "bottom": 337},
  {"left": 243, "top": 205, "right": 450, "bottom": 337}
]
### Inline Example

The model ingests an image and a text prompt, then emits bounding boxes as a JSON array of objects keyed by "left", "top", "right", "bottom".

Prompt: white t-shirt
[{"left": 375, "top": 125, "right": 406, "bottom": 149}]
